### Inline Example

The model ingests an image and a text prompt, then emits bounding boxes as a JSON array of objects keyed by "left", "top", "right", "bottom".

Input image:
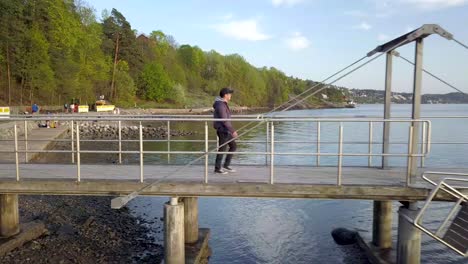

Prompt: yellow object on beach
[
  {"left": 0, "top": 107, "right": 10, "bottom": 118},
  {"left": 78, "top": 105, "right": 89, "bottom": 113},
  {"left": 96, "top": 105, "right": 116, "bottom": 112}
]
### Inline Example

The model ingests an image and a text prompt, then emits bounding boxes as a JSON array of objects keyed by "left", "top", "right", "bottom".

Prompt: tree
[
  {"left": 114, "top": 60, "right": 136, "bottom": 107},
  {"left": 178, "top": 45, "right": 205, "bottom": 72},
  {"left": 26, "top": 25, "right": 56, "bottom": 104},
  {"left": 74, "top": 2, "right": 110, "bottom": 103},
  {"left": 0, "top": 0, "right": 25, "bottom": 104},
  {"left": 137, "top": 62, "right": 174, "bottom": 102},
  {"left": 102, "top": 8, "right": 143, "bottom": 80}
]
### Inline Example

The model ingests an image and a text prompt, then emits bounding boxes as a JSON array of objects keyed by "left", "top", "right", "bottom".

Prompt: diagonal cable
[
  {"left": 396, "top": 54, "right": 467, "bottom": 95},
  {"left": 111, "top": 39, "right": 408, "bottom": 209},
  {"left": 453, "top": 38, "right": 468, "bottom": 50},
  {"left": 267, "top": 55, "right": 368, "bottom": 114},
  {"left": 282, "top": 52, "right": 386, "bottom": 111}
]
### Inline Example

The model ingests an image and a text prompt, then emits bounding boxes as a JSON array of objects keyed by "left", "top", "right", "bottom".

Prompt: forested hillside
[{"left": 0, "top": 0, "right": 345, "bottom": 108}]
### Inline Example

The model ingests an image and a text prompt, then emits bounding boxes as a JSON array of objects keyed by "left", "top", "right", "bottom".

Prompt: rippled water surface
[{"left": 130, "top": 104, "right": 468, "bottom": 264}]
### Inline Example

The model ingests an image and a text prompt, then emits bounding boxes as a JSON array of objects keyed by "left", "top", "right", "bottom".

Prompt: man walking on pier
[{"left": 213, "top": 88, "right": 237, "bottom": 174}]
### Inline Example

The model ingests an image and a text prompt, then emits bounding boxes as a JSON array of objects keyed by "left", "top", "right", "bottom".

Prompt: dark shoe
[
  {"left": 214, "top": 169, "right": 228, "bottom": 174},
  {"left": 223, "top": 166, "right": 236, "bottom": 173}
]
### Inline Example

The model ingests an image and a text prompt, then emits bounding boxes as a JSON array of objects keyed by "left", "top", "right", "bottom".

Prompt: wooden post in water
[
  {"left": 372, "top": 201, "right": 393, "bottom": 249},
  {"left": 183, "top": 197, "right": 199, "bottom": 244},
  {"left": 164, "top": 197, "right": 185, "bottom": 264},
  {"left": 0, "top": 194, "right": 20, "bottom": 237},
  {"left": 397, "top": 202, "right": 421, "bottom": 264}
]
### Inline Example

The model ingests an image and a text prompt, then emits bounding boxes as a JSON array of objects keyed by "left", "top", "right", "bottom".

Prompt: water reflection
[{"left": 130, "top": 104, "right": 468, "bottom": 263}]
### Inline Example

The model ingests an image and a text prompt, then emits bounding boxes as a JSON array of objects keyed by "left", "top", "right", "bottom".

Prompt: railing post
[
  {"left": 316, "top": 121, "right": 321, "bottom": 167},
  {"left": 368, "top": 121, "right": 373, "bottom": 167},
  {"left": 270, "top": 122, "right": 275, "bottom": 184},
  {"left": 71, "top": 120, "right": 75, "bottom": 164},
  {"left": 167, "top": 120, "right": 171, "bottom": 164},
  {"left": 118, "top": 120, "right": 122, "bottom": 164},
  {"left": 265, "top": 121, "right": 269, "bottom": 166},
  {"left": 426, "top": 121, "right": 431, "bottom": 153},
  {"left": 14, "top": 123, "right": 19, "bottom": 181},
  {"left": 139, "top": 122, "right": 144, "bottom": 183},
  {"left": 204, "top": 122, "right": 209, "bottom": 184},
  {"left": 337, "top": 123, "right": 343, "bottom": 186},
  {"left": 420, "top": 122, "right": 426, "bottom": 168},
  {"left": 76, "top": 121, "right": 81, "bottom": 182},
  {"left": 24, "top": 120, "right": 28, "bottom": 163},
  {"left": 406, "top": 126, "right": 414, "bottom": 187}
]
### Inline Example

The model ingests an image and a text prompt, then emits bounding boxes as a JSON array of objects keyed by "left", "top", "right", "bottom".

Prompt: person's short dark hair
[{"left": 219, "top": 87, "right": 234, "bottom": 98}]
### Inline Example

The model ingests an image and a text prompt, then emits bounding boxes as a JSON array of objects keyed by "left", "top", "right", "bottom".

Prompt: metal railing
[
  {"left": 0, "top": 115, "right": 432, "bottom": 186},
  {"left": 413, "top": 172, "right": 468, "bottom": 257}
]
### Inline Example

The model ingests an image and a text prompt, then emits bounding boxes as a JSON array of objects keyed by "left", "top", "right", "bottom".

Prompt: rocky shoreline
[
  {"left": 77, "top": 122, "right": 194, "bottom": 139},
  {"left": 0, "top": 196, "right": 163, "bottom": 264}
]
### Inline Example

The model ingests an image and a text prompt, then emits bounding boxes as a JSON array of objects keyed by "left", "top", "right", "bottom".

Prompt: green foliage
[
  {"left": 0, "top": 0, "right": 346, "bottom": 108},
  {"left": 102, "top": 8, "right": 143, "bottom": 79},
  {"left": 171, "top": 83, "right": 186, "bottom": 105},
  {"left": 114, "top": 61, "right": 136, "bottom": 107},
  {"left": 138, "top": 62, "right": 174, "bottom": 102},
  {"left": 28, "top": 25, "right": 56, "bottom": 101}
]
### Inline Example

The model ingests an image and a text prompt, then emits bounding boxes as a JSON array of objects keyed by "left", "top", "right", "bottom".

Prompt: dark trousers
[{"left": 215, "top": 130, "right": 237, "bottom": 170}]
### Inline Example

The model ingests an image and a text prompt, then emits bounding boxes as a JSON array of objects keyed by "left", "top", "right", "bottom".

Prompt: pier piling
[
  {"left": 165, "top": 197, "right": 185, "bottom": 264},
  {"left": 183, "top": 197, "right": 199, "bottom": 244},
  {"left": 0, "top": 194, "right": 20, "bottom": 238},
  {"left": 397, "top": 202, "right": 421, "bottom": 264},
  {"left": 372, "top": 200, "right": 393, "bottom": 249}
]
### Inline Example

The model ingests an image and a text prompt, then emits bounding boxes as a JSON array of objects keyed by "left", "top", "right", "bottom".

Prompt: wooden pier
[{"left": 0, "top": 164, "right": 466, "bottom": 200}]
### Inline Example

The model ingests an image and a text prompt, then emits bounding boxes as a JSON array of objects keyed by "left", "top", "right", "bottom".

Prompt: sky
[{"left": 87, "top": 0, "right": 468, "bottom": 94}]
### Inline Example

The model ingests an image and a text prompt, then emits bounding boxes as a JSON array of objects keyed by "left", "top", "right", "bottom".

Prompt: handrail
[
  {"left": 4, "top": 114, "right": 468, "bottom": 119},
  {"left": 2, "top": 115, "right": 434, "bottom": 122},
  {"left": 413, "top": 171, "right": 468, "bottom": 257},
  {"left": 422, "top": 171, "right": 468, "bottom": 191},
  {"left": 1, "top": 117, "right": 431, "bottom": 188}
]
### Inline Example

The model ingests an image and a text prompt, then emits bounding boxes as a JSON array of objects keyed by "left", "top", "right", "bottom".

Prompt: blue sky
[{"left": 88, "top": 0, "right": 468, "bottom": 94}]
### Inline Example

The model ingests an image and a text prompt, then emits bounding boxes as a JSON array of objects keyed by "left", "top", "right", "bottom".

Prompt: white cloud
[
  {"left": 214, "top": 19, "right": 271, "bottom": 41},
  {"left": 401, "top": 0, "right": 468, "bottom": 9},
  {"left": 285, "top": 32, "right": 310, "bottom": 50},
  {"left": 354, "top": 22, "right": 372, "bottom": 31},
  {"left": 377, "top": 34, "right": 390, "bottom": 41},
  {"left": 272, "top": 0, "right": 306, "bottom": 7}
]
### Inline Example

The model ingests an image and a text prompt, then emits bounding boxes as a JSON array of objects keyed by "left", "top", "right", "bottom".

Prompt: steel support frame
[
  {"left": 409, "top": 38, "right": 424, "bottom": 184},
  {"left": 382, "top": 52, "right": 393, "bottom": 169}
]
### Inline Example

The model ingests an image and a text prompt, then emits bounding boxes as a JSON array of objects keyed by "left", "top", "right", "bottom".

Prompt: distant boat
[{"left": 345, "top": 100, "right": 357, "bottom": 108}]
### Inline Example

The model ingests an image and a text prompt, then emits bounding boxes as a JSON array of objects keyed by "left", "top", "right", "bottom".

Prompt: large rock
[{"left": 331, "top": 227, "right": 357, "bottom": 245}]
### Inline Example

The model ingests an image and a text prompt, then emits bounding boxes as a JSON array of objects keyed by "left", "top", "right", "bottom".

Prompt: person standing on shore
[
  {"left": 213, "top": 88, "right": 237, "bottom": 174},
  {"left": 32, "top": 103, "right": 39, "bottom": 114}
]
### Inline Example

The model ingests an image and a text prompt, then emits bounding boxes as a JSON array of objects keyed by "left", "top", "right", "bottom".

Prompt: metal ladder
[{"left": 413, "top": 172, "right": 468, "bottom": 257}]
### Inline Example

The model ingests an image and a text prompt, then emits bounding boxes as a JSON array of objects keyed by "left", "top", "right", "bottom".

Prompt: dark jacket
[{"left": 213, "top": 97, "right": 235, "bottom": 133}]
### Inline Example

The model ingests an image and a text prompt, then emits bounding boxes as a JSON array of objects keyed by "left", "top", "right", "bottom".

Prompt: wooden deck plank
[{"left": 0, "top": 164, "right": 466, "bottom": 199}]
